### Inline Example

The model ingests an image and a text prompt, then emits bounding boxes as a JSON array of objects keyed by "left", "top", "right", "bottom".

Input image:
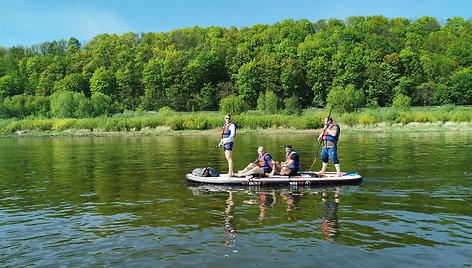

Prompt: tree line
[{"left": 0, "top": 16, "right": 471, "bottom": 118}]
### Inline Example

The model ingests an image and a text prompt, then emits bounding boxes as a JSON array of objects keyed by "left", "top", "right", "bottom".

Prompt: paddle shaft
[{"left": 309, "top": 105, "right": 334, "bottom": 172}]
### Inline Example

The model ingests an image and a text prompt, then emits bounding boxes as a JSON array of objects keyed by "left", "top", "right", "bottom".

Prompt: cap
[
  {"left": 285, "top": 144, "right": 292, "bottom": 149},
  {"left": 258, "top": 146, "right": 264, "bottom": 151}
]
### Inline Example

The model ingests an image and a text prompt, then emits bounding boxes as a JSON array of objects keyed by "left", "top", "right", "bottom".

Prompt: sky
[{"left": 0, "top": 0, "right": 471, "bottom": 48}]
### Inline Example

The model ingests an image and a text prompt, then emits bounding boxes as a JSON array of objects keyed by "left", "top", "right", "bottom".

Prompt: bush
[
  {"left": 2, "top": 95, "right": 50, "bottom": 118},
  {"left": 182, "top": 114, "right": 209, "bottom": 130},
  {"left": 52, "top": 118, "right": 77, "bottom": 131},
  {"left": 357, "top": 114, "right": 375, "bottom": 125},
  {"left": 365, "top": 98, "right": 380, "bottom": 109},
  {"left": 219, "top": 96, "right": 248, "bottom": 115},
  {"left": 392, "top": 93, "right": 412, "bottom": 109},
  {"left": 412, "top": 111, "right": 437, "bottom": 123},
  {"left": 158, "top": 107, "right": 176, "bottom": 116},
  {"left": 383, "top": 108, "right": 399, "bottom": 122},
  {"left": 238, "top": 114, "right": 272, "bottom": 129},
  {"left": 256, "top": 93, "right": 265, "bottom": 111},
  {"left": 449, "top": 110, "right": 471, "bottom": 122},
  {"left": 2, "top": 120, "right": 22, "bottom": 133},
  {"left": 102, "top": 117, "right": 143, "bottom": 131},
  {"left": 76, "top": 98, "right": 94, "bottom": 118},
  {"left": 327, "top": 84, "right": 365, "bottom": 113},
  {"left": 264, "top": 91, "right": 280, "bottom": 114},
  {"left": 74, "top": 118, "right": 99, "bottom": 130},
  {"left": 50, "top": 91, "right": 87, "bottom": 118},
  {"left": 31, "top": 96, "right": 50, "bottom": 117},
  {"left": 142, "top": 115, "right": 166, "bottom": 128},
  {"left": 293, "top": 115, "right": 323, "bottom": 129},
  {"left": 284, "top": 96, "right": 302, "bottom": 115},
  {"left": 32, "top": 119, "right": 54, "bottom": 131},
  {"left": 395, "top": 111, "right": 415, "bottom": 124},
  {"left": 339, "top": 113, "right": 358, "bottom": 126},
  {"left": 166, "top": 115, "right": 185, "bottom": 130}
]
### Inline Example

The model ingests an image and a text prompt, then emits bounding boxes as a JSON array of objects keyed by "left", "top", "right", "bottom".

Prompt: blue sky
[{"left": 1, "top": 0, "right": 470, "bottom": 47}]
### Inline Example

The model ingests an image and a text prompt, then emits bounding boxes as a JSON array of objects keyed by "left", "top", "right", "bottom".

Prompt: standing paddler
[
  {"left": 317, "top": 116, "right": 341, "bottom": 177},
  {"left": 218, "top": 113, "right": 236, "bottom": 177}
]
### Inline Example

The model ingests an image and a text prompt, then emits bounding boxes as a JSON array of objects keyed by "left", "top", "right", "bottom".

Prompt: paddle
[{"left": 309, "top": 104, "right": 334, "bottom": 172}]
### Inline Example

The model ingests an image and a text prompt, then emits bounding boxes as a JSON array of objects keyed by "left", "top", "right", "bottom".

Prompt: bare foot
[
  {"left": 336, "top": 172, "right": 342, "bottom": 177},
  {"left": 318, "top": 171, "right": 325, "bottom": 177}
]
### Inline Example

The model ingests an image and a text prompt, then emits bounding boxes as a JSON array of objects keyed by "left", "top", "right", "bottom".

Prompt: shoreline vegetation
[{"left": 1, "top": 107, "right": 471, "bottom": 137}]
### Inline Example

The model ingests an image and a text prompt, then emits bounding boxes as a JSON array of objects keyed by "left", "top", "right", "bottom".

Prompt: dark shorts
[
  {"left": 288, "top": 168, "right": 299, "bottom": 176},
  {"left": 224, "top": 142, "right": 234, "bottom": 152},
  {"left": 321, "top": 146, "right": 339, "bottom": 164}
]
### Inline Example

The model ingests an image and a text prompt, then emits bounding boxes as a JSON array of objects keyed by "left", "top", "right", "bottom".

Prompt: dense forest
[{"left": 0, "top": 16, "right": 471, "bottom": 118}]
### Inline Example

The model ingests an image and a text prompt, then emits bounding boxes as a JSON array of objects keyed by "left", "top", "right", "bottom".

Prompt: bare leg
[
  {"left": 335, "top": 163, "right": 341, "bottom": 177},
  {"left": 239, "top": 166, "right": 263, "bottom": 176},
  {"left": 238, "top": 163, "right": 258, "bottom": 175},
  {"left": 319, "top": 162, "right": 328, "bottom": 176},
  {"left": 225, "top": 151, "right": 234, "bottom": 176},
  {"left": 280, "top": 167, "right": 291, "bottom": 175}
]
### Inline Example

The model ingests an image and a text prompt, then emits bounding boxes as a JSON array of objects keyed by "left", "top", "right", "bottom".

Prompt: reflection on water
[
  {"left": 257, "top": 192, "right": 275, "bottom": 222},
  {"left": 322, "top": 187, "right": 340, "bottom": 242},
  {"left": 192, "top": 185, "right": 347, "bottom": 253},
  {"left": 223, "top": 191, "right": 236, "bottom": 248},
  {"left": 1, "top": 133, "right": 472, "bottom": 267}
]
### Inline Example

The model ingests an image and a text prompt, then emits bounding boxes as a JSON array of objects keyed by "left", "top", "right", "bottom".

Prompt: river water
[{"left": 1, "top": 132, "right": 471, "bottom": 267}]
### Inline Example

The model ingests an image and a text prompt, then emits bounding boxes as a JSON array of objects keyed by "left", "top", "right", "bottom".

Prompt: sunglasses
[{"left": 225, "top": 117, "right": 231, "bottom": 119}]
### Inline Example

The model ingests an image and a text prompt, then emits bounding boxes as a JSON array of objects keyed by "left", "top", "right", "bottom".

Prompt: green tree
[
  {"left": 280, "top": 58, "right": 309, "bottom": 104},
  {"left": 91, "top": 92, "right": 116, "bottom": 116},
  {"left": 433, "top": 83, "right": 452, "bottom": 105},
  {"left": 36, "top": 63, "right": 64, "bottom": 96},
  {"left": 236, "top": 60, "right": 260, "bottom": 108},
  {"left": 448, "top": 67, "right": 472, "bottom": 105},
  {"left": 90, "top": 67, "right": 115, "bottom": 97},
  {"left": 54, "top": 73, "right": 88, "bottom": 95},
  {"left": 0, "top": 75, "right": 19, "bottom": 98},
  {"left": 141, "top": 58, "right": 166, "bottom": 111}
]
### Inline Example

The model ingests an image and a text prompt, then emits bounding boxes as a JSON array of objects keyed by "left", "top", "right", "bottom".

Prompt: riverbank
[
  {"left": 4, "top": 121, "right": 471, "bottom": 138},
  {"left": 1, "top": 107, "right": 471, "bottom": 137}
]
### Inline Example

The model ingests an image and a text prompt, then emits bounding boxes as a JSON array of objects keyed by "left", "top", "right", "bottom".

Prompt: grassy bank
[{"left": 1, "top": 106, "right": 471, "bottom": 137}]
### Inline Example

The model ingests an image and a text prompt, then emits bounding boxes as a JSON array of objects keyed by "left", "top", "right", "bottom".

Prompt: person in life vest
[
  {"left": 317, "top": 116, "right": 341, "bottom": 177},
  {"left": 218, "top": 113, "right": 236, "bottom": 177},
  {"left": 271, "top": 144, "right": 300, "bottom": 176},
  {"left": 237, "top": 146, "right": 276, "bottom": 177}
]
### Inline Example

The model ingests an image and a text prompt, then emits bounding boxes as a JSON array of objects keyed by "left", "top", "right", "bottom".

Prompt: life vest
[
  {"left": 286, "top": 150, "right": 300, "bottom": 170},
  {"left": 322, "top": 123, "right": 340, "bottom": 142},
  {"left": 221, "top": 122, "right": 236, "bottom": 138},
  {"left": 258, "top": 153, "right": 273, "bottom": 172}
]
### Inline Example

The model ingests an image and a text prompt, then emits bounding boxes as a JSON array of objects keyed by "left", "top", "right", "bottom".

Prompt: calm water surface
[{"left": 1, "top": 132, "right": 471, "bottom": 267}]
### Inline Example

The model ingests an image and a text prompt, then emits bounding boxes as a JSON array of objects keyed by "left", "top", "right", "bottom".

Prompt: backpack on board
[{"left": 192, "top": 167, "right": 220, "bottom": 177}]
